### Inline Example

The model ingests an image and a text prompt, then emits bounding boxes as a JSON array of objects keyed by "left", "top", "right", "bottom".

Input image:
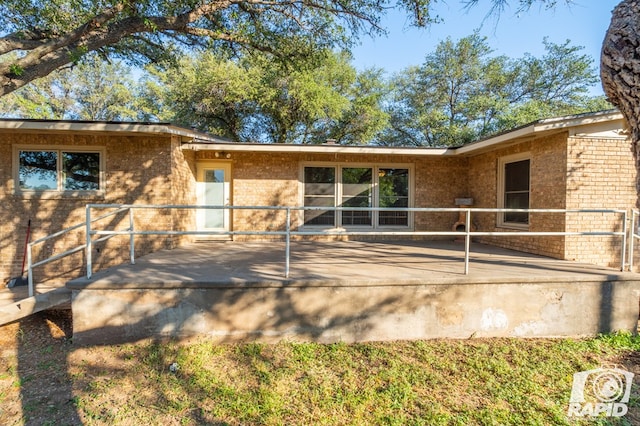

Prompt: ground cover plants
[{"left": 1, "top": 311, "right": 639, "bottom": 425}]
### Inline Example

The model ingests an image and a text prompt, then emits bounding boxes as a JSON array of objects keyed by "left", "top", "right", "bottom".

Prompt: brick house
[{"left": 0, "top": 110, "right": 634, "bottom": 286}]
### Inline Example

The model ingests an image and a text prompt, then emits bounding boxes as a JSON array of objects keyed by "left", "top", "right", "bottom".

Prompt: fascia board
[{"left": 183, "top": 142, "right": 455, "bottom": 156}]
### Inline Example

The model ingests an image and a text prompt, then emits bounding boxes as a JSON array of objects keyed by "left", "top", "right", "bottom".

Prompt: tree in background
[
  {"left": 0, "top": 54, "right": 141, "bottom": 120},
  {"left": 252, "top": 51, "right": 389, "bottom": 144},
  {"left": 0, "top": 0, "right": 437, "bottom": 97},
  {"left": 379, "top": 33, "right": 609, "bottom": 147},
  {"left": 141, "top": 52, "right": 260, "bottom": 140},
  {"left": 144, "top": 50, "right": 389, "bottom": 144}
]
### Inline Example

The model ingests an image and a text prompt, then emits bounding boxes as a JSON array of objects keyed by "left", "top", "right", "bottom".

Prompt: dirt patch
[{"left": 0, "top": 310, "right": 79, "bottom": 425}]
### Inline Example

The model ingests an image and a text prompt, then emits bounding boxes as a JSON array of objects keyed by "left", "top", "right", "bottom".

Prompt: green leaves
[
  {"left": 8, "top": 63, "right": 24, "bottom": 76},
  {"left": 146, "top": 50, "right": 389, "bottom": 144},
  {"left": 0, "top": 0, "right": 431, "bottom": 97},
  {"left": 380, "top": 33, "right": 609, "bottom": 147},
  {"left": 0, "top": 53, "right": 143, "bottom": 120}
]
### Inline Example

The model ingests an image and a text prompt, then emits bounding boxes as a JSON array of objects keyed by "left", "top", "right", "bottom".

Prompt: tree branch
[{"left": 0, "top": 0, "right": 390, "bottom": 96}]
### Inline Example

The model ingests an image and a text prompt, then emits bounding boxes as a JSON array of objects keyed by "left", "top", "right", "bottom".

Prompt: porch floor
[{"left": 67, "top": 240, "right": 638, "bottom": 289}]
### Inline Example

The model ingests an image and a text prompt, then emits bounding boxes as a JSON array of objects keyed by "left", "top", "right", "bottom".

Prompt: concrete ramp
[{"left": 0, "top": 288, "right": 71, "bottom": 326}]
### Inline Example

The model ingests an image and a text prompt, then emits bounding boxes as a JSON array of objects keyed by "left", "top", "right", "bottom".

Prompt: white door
[{"left": 196, "top": 162, "right": 231, "bottom": 234}]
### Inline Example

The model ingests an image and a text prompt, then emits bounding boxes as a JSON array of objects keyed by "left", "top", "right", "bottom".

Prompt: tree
[
  {"left": 0, "top": 0, "right": 438, "bottom": 97},
  {"left": 0, "top": 54, "right": 141, "bottom": 120},
  {"left": 141, "top": 52, "right": 260, "bottom": 140},
  {"left": 379, "top": 33, "right": 607, "bottom": 147},
  {"left": 322, "top": 68, "right": 391, "bottom": 145},
  {"left": 252, "top": 51, "right": 388, "bottom": 144},
  {"left": 601, "top": 1, "right": 640, "bottom": 198},
  {"left": 145, "top": 50, "right": 388, "bottom": 144}
]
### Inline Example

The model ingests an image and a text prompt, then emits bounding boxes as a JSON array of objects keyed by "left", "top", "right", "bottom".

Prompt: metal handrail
[
  {"left": 630, "top": 210, "right": 640, "bottom": 271},
  {"left": 25, "top": 207, "right": 128, "bottom": 296},
  {"left": 83, "top": 204, "right": 628, "bottom": 279}
]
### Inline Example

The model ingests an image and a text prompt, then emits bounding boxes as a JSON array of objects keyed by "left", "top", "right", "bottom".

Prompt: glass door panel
[
  {"left": 197, "top": 163, "right": 231, "bottom": 232},
  {"left": 342, "top": 167, "right": 372, "bottom": 226}
]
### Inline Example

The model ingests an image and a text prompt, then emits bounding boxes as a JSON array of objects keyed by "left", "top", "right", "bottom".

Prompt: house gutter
[{"left": 0, "top": 109, "right": 625, "bottom": 156}]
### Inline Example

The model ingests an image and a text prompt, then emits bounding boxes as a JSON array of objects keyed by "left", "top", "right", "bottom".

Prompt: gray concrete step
[{"left": 0, "top": 288, "right": 71, "bottom": 326}]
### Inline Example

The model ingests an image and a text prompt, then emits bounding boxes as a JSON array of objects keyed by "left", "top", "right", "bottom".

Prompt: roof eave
[
  {"left": 0, "top": 119, "right": 221, "bottom": 142},
  {"left": 182, "top": 142, "right": 456, "bottom": 156},
  {"left": 455, "top": 110, "right": 625, "bottom": 156}
]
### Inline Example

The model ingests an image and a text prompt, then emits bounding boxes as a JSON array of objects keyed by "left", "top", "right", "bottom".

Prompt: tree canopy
[
  {"left": 142, "top": 50, "right": 390, "bottom": 144},
  {"left": 1, "top": 33, "right": 607, "bottom": 147},
  {"left": 0, "top": 54, "right": 142, "bottom": 120},
  {"left": 0, "top": 0, "right": 441, "bottom": 97},
  {"left": 379, "top": 34, "right": 609, "bottom": 147}
]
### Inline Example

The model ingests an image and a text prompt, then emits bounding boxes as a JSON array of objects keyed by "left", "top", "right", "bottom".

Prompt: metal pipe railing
[
  {"left": 630, "top": 210, "right": 640, "bottom": 271},
  {"left": 82, "top": 204, "right": 628, "bottom": 280},
  {"left": 23, "top": 203, "right": 631, "bottom": 294},
  {"left": 26, "top": 207, "right": 128, "bottom": 296}
]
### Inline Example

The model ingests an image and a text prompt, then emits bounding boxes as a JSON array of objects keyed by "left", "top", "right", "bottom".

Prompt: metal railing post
[
  {"left": 86, "top": 205, "right": 92, "bottom": 279},
  {"left": 27, "top": 243, "right": 34, "bottom": 297},
  {"left": 630, "top": 210, "right": 637, "bottom": 271},
  {"left": 129, "top": 207, "right": 135, "bottom": 264},
  {"left": 285, "top": 207, "right": 291, "bottom": 278},
  {"left": 622, "top": 210, "right": 628, "bottom": 271},
  {"left": 464, "top": 208, "right": 471, "bottom": 275}
]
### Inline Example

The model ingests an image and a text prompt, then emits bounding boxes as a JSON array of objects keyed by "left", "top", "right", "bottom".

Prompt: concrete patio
[
  {"left": 68, "top": 240, "right": 635, "bottom": 288},
  {"left": 65, "top": 240, "right": 640, "bottom": 345}
]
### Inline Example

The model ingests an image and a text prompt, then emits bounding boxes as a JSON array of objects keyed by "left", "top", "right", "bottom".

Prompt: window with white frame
[
  {"left": 16, "top": 148, "right": 103, "bottom": 193},
  {"left": 302, "top": 164, "right": 412, "bottom": 228},
  {"left": 498, "top": 154, "right": 530, "bottom": 227}
]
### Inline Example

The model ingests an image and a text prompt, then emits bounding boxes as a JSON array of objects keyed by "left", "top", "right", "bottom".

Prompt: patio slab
[
  {"left": 66, "top": 240, "right": 640, "bottom": 344},
  {"left": 67, "top": 240, "right": 637, "bottom": 289}
]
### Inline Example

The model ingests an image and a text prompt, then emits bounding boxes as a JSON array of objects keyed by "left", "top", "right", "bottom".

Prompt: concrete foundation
[
  {"left": 70, "top": 279, "right": 640, "bottom": 345},
  {"left": 67, "top": 241, "right": 640, "bottom": 345}
]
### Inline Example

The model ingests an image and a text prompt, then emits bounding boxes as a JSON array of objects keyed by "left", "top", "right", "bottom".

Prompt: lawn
[{"left": 1, "top": 311, "right": 639, "bottom": 425}]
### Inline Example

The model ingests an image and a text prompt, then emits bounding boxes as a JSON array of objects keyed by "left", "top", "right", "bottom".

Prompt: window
[
  {"left": 341, "top": 168, "right": 372, "bottom": 226},
  {"left": 303, "top": 167, "right": 336, "bottom": 225},
  {"left": 302, "top": 164, "right": 412, "bottom": 228},
  {"left": 378, "top": 168, "right": 409, "bottom": 226},
  {"left": 498, "top": 155, "right": 530, "bottom": 227},
  {"left": 17, "top": 148, "right": 102, "bottom": 193}
]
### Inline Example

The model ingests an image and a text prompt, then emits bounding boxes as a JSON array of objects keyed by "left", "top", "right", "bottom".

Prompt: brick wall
[
  {"left": 196, "top": 151, "right": 469, "bottom": 238},
  {"left": 170, "top": 136, "right": 197, "bottom": 246},
  {"left": 467, "top": 132, "right": 568, "bottom": 258},
  {"left": 564, "top": 136, "right": 636, "bottom": 268},
  {"left": 0, "top": 131, "right": 184, "bottom": 286},
  {"left": 467, "top": 131, "right": 636, "bottom": 266}
]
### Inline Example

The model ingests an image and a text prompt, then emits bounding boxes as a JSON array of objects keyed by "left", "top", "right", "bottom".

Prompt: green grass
[{"left": 72, "top": 332, "right": 640, "bottom": 425}]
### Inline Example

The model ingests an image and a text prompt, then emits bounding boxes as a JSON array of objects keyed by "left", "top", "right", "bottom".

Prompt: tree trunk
[{"left": 601, "top": 0, "right": 640, "bottom": 202}]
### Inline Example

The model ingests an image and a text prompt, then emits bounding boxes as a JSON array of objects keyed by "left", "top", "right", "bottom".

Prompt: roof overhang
[
  {"left": 0, "top": 118, "right": 222, "bottom": 142},
  {"left": 184, "top": 110, "right": 628, "bottom": 157},
  {"left": 0, "top": 110, "right": 628, "bottom": 157},
  {"left": 455, "top": 110, "right": 627, "bottom": 156},
  {"left": 183, "top": 142, "right": 454, "bottom": 156}
]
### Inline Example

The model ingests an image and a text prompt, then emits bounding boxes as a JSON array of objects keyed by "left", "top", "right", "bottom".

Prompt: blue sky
[{"left": 351, "top": 0, "right": 620, "bottom": 95}]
